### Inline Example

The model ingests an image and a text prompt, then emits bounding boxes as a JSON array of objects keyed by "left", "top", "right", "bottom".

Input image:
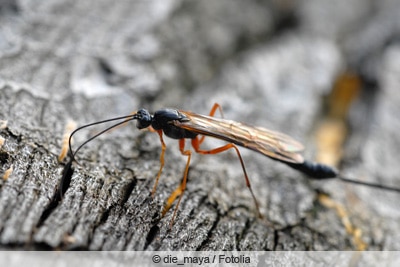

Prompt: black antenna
[
  {"left": 56, "top": 105, "right": 400, "bottom": 229},
  {"left": 68, "top": 114, "right": 139, "bottom": 162},
  {"left": 59, "top": 113, "right": 139, "bottom": 199}
]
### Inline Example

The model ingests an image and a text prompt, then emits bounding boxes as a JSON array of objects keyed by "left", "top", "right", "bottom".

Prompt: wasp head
[{"left": 135, "top": 109, "right": 153, "bottom": 129}]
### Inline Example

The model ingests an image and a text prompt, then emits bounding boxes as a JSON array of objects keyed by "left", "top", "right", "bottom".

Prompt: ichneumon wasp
[{"left": 60, "top": 103, "right": 400, "bottom": 227}]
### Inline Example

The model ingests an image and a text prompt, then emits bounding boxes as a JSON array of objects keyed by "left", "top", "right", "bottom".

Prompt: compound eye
[{"left": 136, "top": 109, "right": 152, "bottom": 129}]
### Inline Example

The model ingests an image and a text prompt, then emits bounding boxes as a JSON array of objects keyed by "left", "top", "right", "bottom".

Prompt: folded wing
[{"left": 175, "top": 111, "right": 305, "bottom": 164}]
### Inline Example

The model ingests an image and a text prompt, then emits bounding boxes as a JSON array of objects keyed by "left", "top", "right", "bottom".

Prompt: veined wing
[{"left": 176, "top": 111, "right": 305, "bottom": 164}]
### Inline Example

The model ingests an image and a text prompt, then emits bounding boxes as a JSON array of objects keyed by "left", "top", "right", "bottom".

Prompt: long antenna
[
  {"left": 58, "top": 113, "right": 138, "bottom": 199},
  {"left": 68, "top": 113, "right": 138, "bottom": 163}
]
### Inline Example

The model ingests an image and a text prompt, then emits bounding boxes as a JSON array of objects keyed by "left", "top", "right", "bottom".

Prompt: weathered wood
[{"left": 0, "top": 0, "right": 400, "bottom": 254}]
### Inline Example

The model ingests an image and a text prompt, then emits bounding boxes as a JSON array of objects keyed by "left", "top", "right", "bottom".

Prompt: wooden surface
[{"left": 1, "top": 0, "right": 400, "bottom": 253}]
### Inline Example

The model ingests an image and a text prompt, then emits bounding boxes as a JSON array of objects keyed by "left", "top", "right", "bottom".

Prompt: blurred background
[{"left": 0, "top": 0, "right": 400, "bottom": 251}]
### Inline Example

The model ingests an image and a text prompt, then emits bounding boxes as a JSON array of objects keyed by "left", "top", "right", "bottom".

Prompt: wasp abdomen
[{"left": 286, "top": 160, "right": 338, "bottom": 179}]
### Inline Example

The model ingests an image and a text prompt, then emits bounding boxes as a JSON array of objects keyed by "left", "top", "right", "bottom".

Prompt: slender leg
[
  {"left": 199, "top": 103, "right": 224, "bottom": 144},
  {"left": 191, "top": 137, "right": 262, "bottom": 218},
  {"left": 162, "top": 104, "right": 224, "bottom": 226},
  {"left": 208, "top": 103, "right": 224, "bottom": 117},
  {"left": 162, "top": 138, "right": 192, "bottom": 228},
  {"left": 151, "top": 129, "right": 166, "bottom": 197}
]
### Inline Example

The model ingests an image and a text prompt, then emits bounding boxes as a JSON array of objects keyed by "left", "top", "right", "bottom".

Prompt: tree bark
[{"left": 1, "top": 0, "right": 400, "bottom": 253}]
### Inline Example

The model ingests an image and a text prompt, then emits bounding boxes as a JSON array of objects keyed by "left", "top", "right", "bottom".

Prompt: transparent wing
[{"left": 177, "top": 111, "right": 305, "bottom": 164}]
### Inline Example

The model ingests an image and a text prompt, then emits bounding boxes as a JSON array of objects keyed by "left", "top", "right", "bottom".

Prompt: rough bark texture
[{"left": 1, "top": 0, "right": 400, "bottom": 253}]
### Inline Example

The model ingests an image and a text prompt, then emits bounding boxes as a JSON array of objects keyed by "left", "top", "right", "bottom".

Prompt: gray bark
[{"left": 0, "top": 0, "right": 400, "bottom": 254}]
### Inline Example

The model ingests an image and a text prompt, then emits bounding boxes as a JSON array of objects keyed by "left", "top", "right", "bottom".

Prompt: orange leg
[
  {"left": 199, "top": 103, "right": 224, "bottom": 144},
  {"left": 159, "top": 103, "right": 262, "bottom": 227},
  {"left": 162, "top": 103, "right": 225, "bottom": 225},
  {"left": 162, "top": 138, "right": 192, "bottom": 228},
  {"left": 151, "top": 129, "right": 167, "bottom": 197},
  {"left": 191, "top": 137, "right": 262, "bottom": 218}
]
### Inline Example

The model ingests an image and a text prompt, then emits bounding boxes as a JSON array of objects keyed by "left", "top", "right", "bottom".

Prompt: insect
[{"left": 60, "top": 103, "right": 400, "bottom": 227}]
